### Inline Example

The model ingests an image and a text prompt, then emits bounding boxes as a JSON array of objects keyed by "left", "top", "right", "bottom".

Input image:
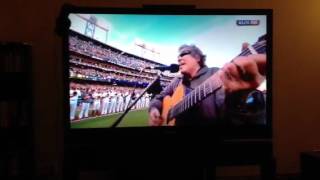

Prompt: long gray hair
[{"left": 178, "top": 44, "right": 206, "bottom": 67}]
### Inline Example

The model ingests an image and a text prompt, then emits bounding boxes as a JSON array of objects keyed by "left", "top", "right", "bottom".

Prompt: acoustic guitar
[{"left": 160, "top": 35, "right": 267, "bottom": 126}]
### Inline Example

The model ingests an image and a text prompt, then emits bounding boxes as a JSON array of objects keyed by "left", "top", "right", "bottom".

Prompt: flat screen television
[{"left": 58, "top": 4, "right": 272, "bottom": 147}]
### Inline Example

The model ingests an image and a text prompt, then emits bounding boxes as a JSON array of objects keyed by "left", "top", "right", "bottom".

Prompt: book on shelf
[{"left": 0, "top": 42, "right": 31, "bottom": 73}]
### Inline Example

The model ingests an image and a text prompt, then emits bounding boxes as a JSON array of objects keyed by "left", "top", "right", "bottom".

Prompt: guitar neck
[
  {"left": 167, "top": 37, "right": 267, "bottom": 120},
  {"left": 167, "top": 73, "right": 222, "bottom": 120}
]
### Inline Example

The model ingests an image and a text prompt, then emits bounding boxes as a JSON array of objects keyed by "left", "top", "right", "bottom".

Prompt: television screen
[{"left": 63, "top": 7, "right": 271, "bottom": 135}]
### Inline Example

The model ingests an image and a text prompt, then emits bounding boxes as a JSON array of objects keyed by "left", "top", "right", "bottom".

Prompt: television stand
[
  {"left": 211, "top": 138, "right": 276, "bottom": 180},
  {"left": 64, "top": 137, "right": 275, "bottom": 180}
]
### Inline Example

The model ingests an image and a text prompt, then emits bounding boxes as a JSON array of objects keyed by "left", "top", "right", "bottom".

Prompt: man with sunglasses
[{"left": 148, "top": 44, "right": 266, "bottom": 126}]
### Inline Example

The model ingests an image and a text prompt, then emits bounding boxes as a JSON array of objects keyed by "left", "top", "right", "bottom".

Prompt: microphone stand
[{"left": 111, "top": 71, "right": 162, "bottom": 128}]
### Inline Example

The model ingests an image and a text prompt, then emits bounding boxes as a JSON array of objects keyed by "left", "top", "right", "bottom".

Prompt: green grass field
[{"left": 71, "top": 109, "right": 149, "bottom": 128}]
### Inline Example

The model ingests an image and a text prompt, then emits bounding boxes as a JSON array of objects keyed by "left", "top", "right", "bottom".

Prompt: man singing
[{"left": 148, "top": 43, "right": 266, "bottom": 126}]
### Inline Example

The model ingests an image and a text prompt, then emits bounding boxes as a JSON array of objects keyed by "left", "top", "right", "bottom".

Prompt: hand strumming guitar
[
  {"left": 219, "top": 43, "right": 266, "bottom": 93},
  {"left": 149, "top": 107, "right": 161, "bottom": 126}
]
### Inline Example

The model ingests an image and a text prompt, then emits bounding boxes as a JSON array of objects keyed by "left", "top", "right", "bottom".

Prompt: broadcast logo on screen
[{"left": 236, "top": 20, "right": 260, "bottom": 26}]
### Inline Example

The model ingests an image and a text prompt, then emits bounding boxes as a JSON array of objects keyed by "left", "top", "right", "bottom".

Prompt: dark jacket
[{"left": 149, "top": 66, "right": 265, "bottom": 126}]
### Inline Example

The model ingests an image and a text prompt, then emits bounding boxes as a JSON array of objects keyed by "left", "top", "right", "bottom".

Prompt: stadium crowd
[
  {"left": 68, "top": 33, "right": 177, "bottom": 121},
  {"left": 68, "top": 28, "right": 268, "bottom": 127},
  {"left": 69, "top": 55, "right": 172, "bottom": 87},
  {"left": 69, "top": 36, "right": 160, "bottom": 70}
]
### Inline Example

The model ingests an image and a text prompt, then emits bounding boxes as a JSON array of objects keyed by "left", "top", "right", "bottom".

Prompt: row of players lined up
[
  {"left": 70, "top": 55, "right": 175, "bottom": 81},
  {"left": 69, "top": 82, "right": 151, "bottom": 121},
  {"left": 69, "top": 35, "right": 159, "bottom": 70}
]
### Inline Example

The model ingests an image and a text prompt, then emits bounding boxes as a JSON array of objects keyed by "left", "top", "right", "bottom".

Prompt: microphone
[{"left": 145, "top": 64, "right": 179, "bottom": 73}]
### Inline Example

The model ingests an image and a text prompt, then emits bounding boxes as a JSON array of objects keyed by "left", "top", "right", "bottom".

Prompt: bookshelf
[{"left": 0, "top": 42, "right": 34, "bottom": 179}]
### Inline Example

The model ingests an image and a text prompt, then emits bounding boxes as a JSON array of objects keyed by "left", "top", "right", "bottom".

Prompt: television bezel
[{"left": 58, "top": 4, "right": 273, "bottom": 144}]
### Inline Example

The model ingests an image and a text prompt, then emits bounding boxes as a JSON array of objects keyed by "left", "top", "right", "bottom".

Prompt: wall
[{"left": 1, "top": 0, "right": 320, "bottom": 178}]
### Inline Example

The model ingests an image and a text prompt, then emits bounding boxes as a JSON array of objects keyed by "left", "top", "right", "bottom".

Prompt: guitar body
[{"left": 161, "top": 83, "right": 185, "bottom": 126}]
